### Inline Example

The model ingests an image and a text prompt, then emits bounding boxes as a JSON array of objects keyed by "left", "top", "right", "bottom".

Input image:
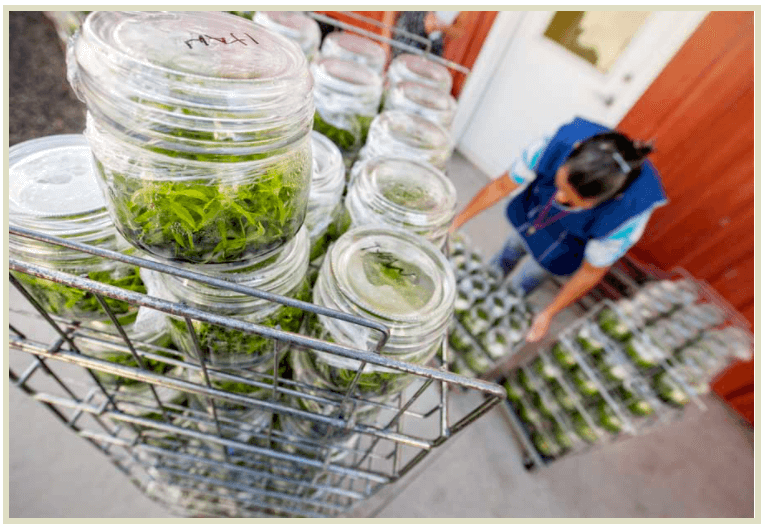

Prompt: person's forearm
[
  {"left": 452, "top": 172, "right": 519, "bottom": 231},
  {"left": 544, "top": 262, "right": 610, "bottom": 317}
]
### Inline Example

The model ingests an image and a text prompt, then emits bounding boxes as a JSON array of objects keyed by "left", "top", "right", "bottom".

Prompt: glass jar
[
  {"left": 253, "top": 11, "right": 321, "bottom": 62},
  {"left": 305, "top": 131, "right": 347, "bottom": 264},
  {"left": 383, "top": 81, "right": 458, "bottom": 130},
  {"left": 386, "top": 53, "right": 453, "bottom": 93},
  {"left": 9, "top": 134, "right": 146, "bottom": 324},
  {"left": 161, "top": 226, "right": 310, "bottom": 369},
  {"left": 311, "top": 57, "right": 383, "bottom": 163},
  {"left": 320, "top": 31, "right": 387, "bottom": 74},
  {"left": 67, "top": 11, "right": 314, "bottom": 264},
  {"left": 291, "top": 226, "right": 456, "bottom": 400},
  {"left": 345, "top": 157, "right": 457, "bottom": 250},
  {"left": 359, "top": 111, "right": 454, "bottom": 171}
]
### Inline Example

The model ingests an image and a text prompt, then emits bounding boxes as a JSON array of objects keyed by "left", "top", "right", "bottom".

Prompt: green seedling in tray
[
  {"left": 12, "top": 266, "right": 145, "bottom": 325},
  {"left": 652, "top": 371, "right": 690, "bottom": 407},
  {"left": 598, "top": 307, "right": 633, "bottom": 342},
  {"left": 551, "top": 342, "right": 577, "bottom": 370},
  {"left": 570, "top": 410, "right": 599, "bottom": 444},
  {"left": 99, "top": 157, "right": 309, "bottom": 264}
]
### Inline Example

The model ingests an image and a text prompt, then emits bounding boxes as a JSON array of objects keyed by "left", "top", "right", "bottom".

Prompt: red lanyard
[{"left": 529, "top": 195, "right": 570, "bottom": 234}]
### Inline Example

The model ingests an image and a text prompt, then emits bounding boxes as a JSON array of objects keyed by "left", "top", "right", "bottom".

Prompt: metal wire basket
[{"left": 9, "top": 225, "right": 506, "bottom": 518}]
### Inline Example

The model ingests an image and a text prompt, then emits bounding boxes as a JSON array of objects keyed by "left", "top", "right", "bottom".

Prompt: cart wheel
[{"left": 522, "top": 452, "right": 536, "bottom": 471}]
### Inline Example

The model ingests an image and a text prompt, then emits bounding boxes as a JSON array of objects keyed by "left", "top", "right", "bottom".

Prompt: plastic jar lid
[
  {"left": 68, "top": 11, "right": 313, "bottom": 152},
  {"left": 161, "top": 226, "right": 309, "bottom": 312},
  {"left": 386, "top": 53, "right": 453, "bottom": 92},
  {"left": 385, "top": 81, "right": 457, "bottom": 128},
  {"left": 320, "top": 31, "right": 386, "bottom": 74},
  {"left": 253, "top": 11, "right": 321, "bottom": 60},
  {"left": 362, "top": 110, "right": 453, "bottom": 169},
  {"left": 345, "top": 157, "right": 456, "bottom": 244}
]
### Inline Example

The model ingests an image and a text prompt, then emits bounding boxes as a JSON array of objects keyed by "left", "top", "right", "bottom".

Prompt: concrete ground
[{"left": 8, "top": 11, "right": 754, "bottom": 520}]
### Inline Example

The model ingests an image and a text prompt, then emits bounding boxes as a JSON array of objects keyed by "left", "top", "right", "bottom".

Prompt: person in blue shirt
[{"left": 451, "top": 117, "right": 667, "bottom": 343}]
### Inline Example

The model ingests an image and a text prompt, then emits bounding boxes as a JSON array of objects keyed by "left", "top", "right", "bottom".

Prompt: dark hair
[{"left": 564, "top": 132, "right": 654, "bottom": 204}]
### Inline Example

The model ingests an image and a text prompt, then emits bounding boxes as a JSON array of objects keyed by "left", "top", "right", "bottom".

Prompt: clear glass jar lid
[
  {"left": 68, "top": 11, "right": 313, "bottom": 150},
  {"left": 9, "top": 134, "right": 109, "bottom": 233},
  {"left": 327, "top": 226, "right": 455, "bottom": 324},
  {"left": 366, "top": 110, "right": 453, "bottom": 156},
  {"left": 253, "top": 11, "right": 320, "bottom": 59},
  {"left": 321, "top": 31, "right": 386, "bottom": 73},
  {"left": 347, "top": 156, "right": 456, "bottom": 235},
  {"left": 387, "top": 53, "right": 453, "bottom": 92}
]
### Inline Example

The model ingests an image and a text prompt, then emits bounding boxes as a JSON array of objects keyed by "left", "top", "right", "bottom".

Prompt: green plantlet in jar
[
  {"left": 532, "top": 357, "right": 561, "bottom": 381},
  {"left": 531, "top": 432, "right": 560, "bottom": 458},
  {"left": 570, "top": 411, "right": 598, "bottom": 444},
  {"left": 614, "top": 384, "right": 654, "bottom": 417},
  {"left": 576, "top": 334, "right": 605, "bottom": 358},
  {"left": 623, "top": 338, "right": 659, "bottom": 370},
  {"left": 93, "top": 337, "right": 177, "bottom": 387},
  {"left": 530, "top": 390, "right": 557, "bottom": 419},
  {"left": 515, "top": 368, "right": 536, "bottom": 393},
  {"left": 313, "top": 111, "right": 359, "bottom": 151},
  {"left": 169, "top": 281, "right": 310, "bottom": 364},
  {"left": 551, "top": 342, "right": 577, "bottom": 370},
  {"left": 652, "top": 371, "right": 690, "bottom": 407},
  {"left": 552, "top": 422, "right": 573, "bottom": 451},
  {"left": 11, "top": 266, "right": 146, "bottom": 325},
  {"left": 504, "top": 379, "right": 525, "bottom": 403},
  {"left": 100, "top": 158, "right": 308, "bottom": 264},
  {"left": 518, "top": 402, "right": 544, "bottom": 427},
  {"left": 549, "top": 379, "right": 578, "bottom": 411},
  {"left": 568, "top": 367, "right": 600, "bottom": 398},
  {"left": 598, "top": 308, "right": 632, "bottom": 342},
  {"left": 596, "top": 399, "right": 623, "bottom": 434}
]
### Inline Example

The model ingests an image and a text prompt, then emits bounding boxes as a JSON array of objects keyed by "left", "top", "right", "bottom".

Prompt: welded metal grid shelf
[{"left": 9, "top": 225, "right": 505, "bottom": 518}]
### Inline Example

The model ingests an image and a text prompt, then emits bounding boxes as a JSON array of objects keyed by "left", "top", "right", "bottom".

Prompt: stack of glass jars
[
  {"left": 289, "top": 226, "right": 456, "bottom": 439},
  {"left": 253, "top": 11, "right": 321, "bottom": 63},
  {"left": 358, "top": 110, "right": 454, "bottom": 172},
  {"left": 345, "top": 156, "right": 457, "bottom": 250},
  {"left": 311, "top": 56, "right": 383, "bottom": 169},
  {"left": 385, "top": 53, "right": 453, "bottom": 94},
  {"left": 320, "top": 31, "right": 387, "bottom": 75},
  {"left": 383, "top": 81, "right": 458, "bottom": 130},
  {"left": 66, "top": 12, "right": 316, "bottom": 445},
  {"left": 68, "top": 11, "right": 314, "bottom": 265}
]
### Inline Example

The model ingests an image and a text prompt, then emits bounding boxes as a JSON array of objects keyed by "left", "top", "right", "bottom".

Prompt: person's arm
[
  {"left": 525, "top": 208, "right": 658, "bottom": 342},
  {"left": 526, "top": 261, "right": 610, "bottom": 342},
  {"left": 450, "top": 172, "right": 519, "bottom": 232}
]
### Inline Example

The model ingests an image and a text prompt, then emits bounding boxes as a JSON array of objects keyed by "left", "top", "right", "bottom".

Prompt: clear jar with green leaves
[
  {"left": 67, "top": 11, "right": 314, "bottom": 264},
  {"left": 345, "top": 157, "right": 457, "bottom": 250},
  {"left": 290, "top": 226, "right": 456, "bottom": 400},
  {"left": 9, "top": 134, "right": 146, "bottom": 324},
  {"left": 161, "top": 227, "right": 310, "bottom": 369},
  {"left": 311, "top": 57, "right": 383, "bottom": 163},
  {"left": 253, "top": 11, "right": 321, "bottom": 62}
]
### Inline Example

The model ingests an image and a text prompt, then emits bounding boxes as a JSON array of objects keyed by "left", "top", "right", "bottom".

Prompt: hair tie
[{"left": 612, "top": 151, "right": 631, "bottom": 174}]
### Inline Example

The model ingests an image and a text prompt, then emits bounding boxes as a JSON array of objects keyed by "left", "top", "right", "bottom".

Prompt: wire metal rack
[{"left": 9, "top": 224, "right": 506, "bottom": 518}]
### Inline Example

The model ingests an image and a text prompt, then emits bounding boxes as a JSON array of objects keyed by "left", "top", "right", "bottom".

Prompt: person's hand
[{"left": 526, "top": 309, "right": 554, "bottom": 343}]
